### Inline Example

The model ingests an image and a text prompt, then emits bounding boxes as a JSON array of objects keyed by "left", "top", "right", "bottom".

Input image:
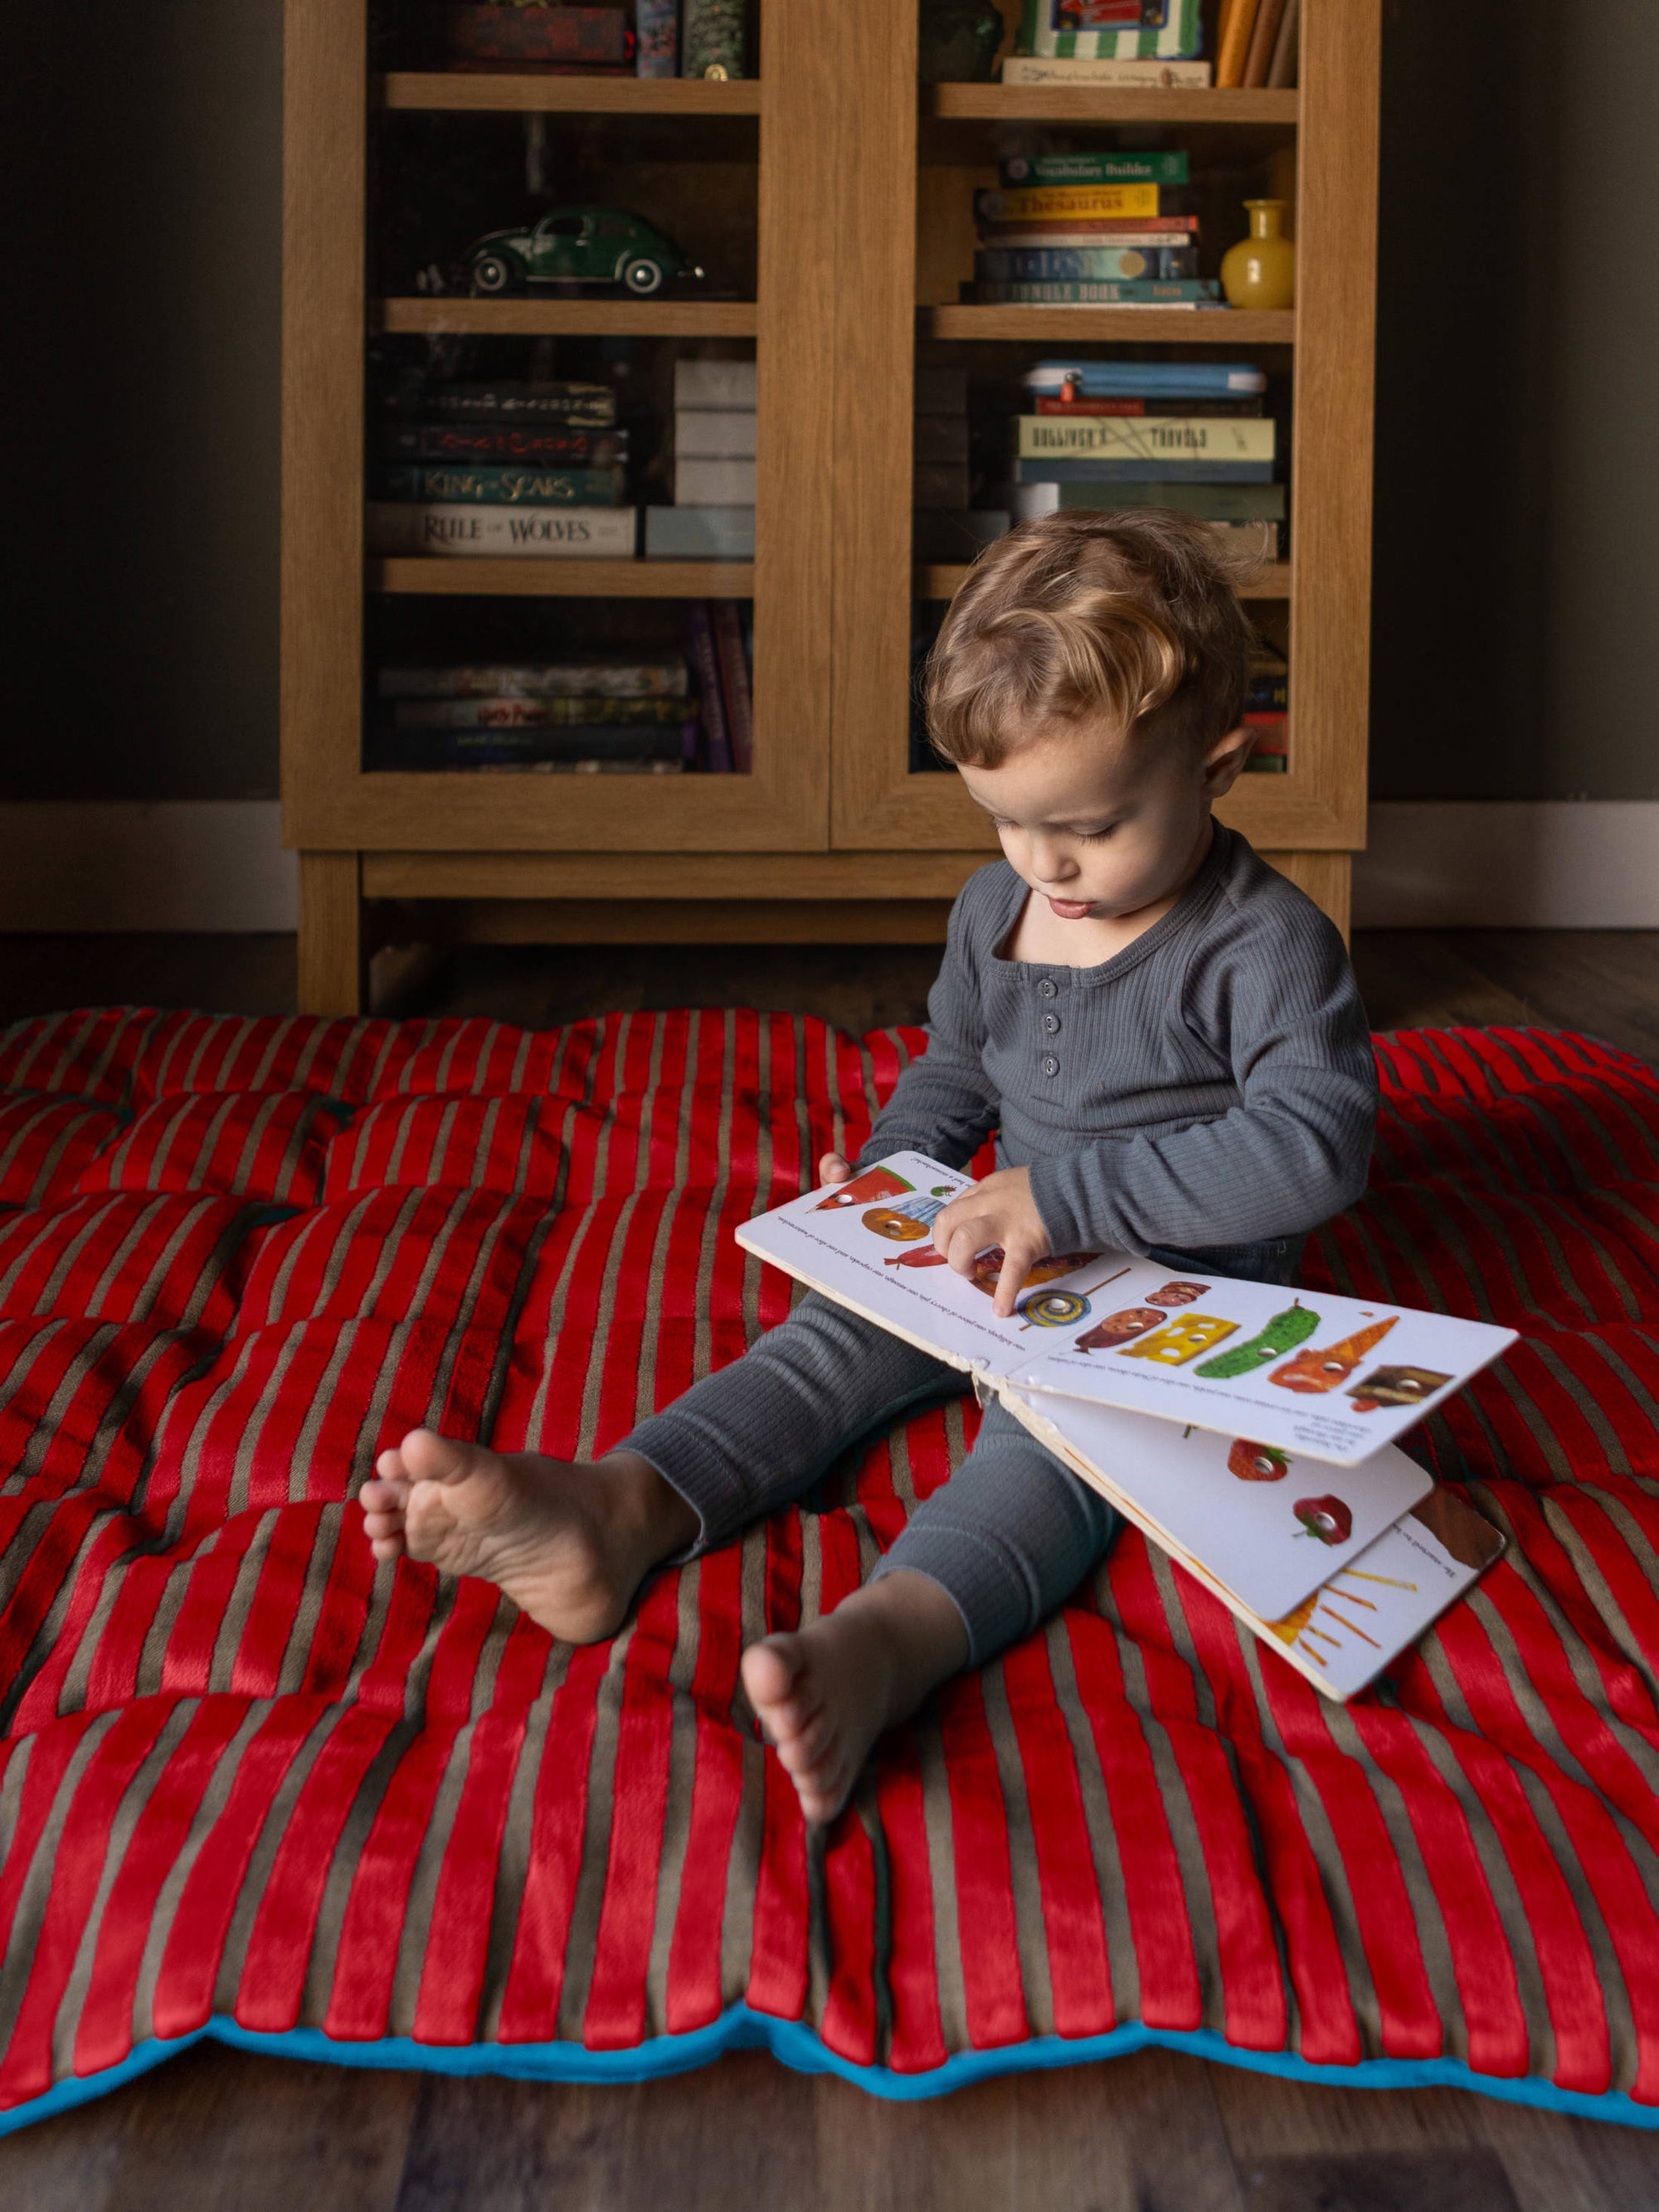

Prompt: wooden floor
[{"left": 2, "top": 928, "right": 1657, "bottom": 2209}]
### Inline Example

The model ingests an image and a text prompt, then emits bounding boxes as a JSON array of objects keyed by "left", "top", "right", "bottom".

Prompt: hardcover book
[
  {"left": 1000, "top": 150, "right": 1190, "bottom": 187},
  {"left": 1014, "top": 416, "right": 1275, "bottom": 461},
  {"left": 377, "top": 659, "right": 687, "bottom": 700},
  {"left": 976, "top": 246, "right": 1199, "bottom": 282},
  {"left": 1000, "top": 56, "right": 1213, "bottom": 85},
  {"left": 380, "top": 423, "right": 628, "bottom": 468},
  {"left": 1016, "top": 0, "right": 1204, "bottom": 61},
  {"left": 373, "top": 464, "right": 627, "bottom": 508},
  {"left": 737, "top": 1152, "right": 1513, "bottom": 1699},
  {"left": 366, "top": 503, "right": 637, "bottom": 557},
  {"left": 995, "top": 479, "right": 1285, "bottom": 520},
  {"left": 389, "top": 382, "right": 616, "bottom": 427},
  {"left": 970, "top": 279, "right": 1222, "bottom": 305},
  {"left": 1024, "top": 359, "right": 1267, "bottom": 396},
  {"left": 976, "top": 183, "right": 1161, "bottom": 224}
]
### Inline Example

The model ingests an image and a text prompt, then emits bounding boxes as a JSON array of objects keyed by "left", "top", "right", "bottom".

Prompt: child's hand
[
  {"left": 818, "top": 1151, "right": 853, "bottom": 1185},
  {"left": 932, "top": 1166, "right": 1050, "bottom": 1318}
]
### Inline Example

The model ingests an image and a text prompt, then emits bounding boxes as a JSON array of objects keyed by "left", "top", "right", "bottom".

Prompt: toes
[
  {"left": 397, "top": 1427, "right": 496, "bottom": 1489},
  {"left": 741, "top": 1635, "right": 809, "bottom": 1715},
  {"left": 360, "top": 1475, "right": 409, "bottom": 1514}
]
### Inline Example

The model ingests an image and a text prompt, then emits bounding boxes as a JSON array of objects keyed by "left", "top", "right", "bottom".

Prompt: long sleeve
[
  {"left": 858, "top": 878, "right": 1001, "bottom": 1172},
  {"left": 1025, "top": 890, "right": 1377, "bottom": 1254}
]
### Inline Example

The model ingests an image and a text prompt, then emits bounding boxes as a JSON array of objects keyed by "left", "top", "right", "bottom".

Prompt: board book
[{"left": 736, "top": 1150, "right": 1512, "bottom": 1699}]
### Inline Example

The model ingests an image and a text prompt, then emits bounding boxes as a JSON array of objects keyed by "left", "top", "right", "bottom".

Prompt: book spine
[
  {"left": 971, "top": 279, "right": 1220, "bottom": 304},
  {"left": 975, "top": 182, "right": 1160, "bottom": 222},
  {"left": 380, "top": 424, "right": 627, "bottom": 467},
  {"left": 978, "top": 216, "right": 1198, "bottom": 240},
  {"left": 635, "top": 0, "right": 677, "bottom": 77},
  {"left": 378, "top": 661, "right": 688, "bottom": 700},
  {"left": 383, "top": 728, "right": 690, "bottom": 766},
  {"left": 998, "top": 481, "right": 1286, "bottom": 520},
  {"left": 366, "top": 504, "right": 639, "bottom": 557},
  {"left": 1267, "top": 0, "right": 1300, "bottom": 87},
  {"left": 998, "top": 56, "right": 1212, "bottom": 85},
  {"left": 1015, "top": 416, "right": 1275, "bottom": 460},
  {"left": 416, "top": 387, "right": 616, "bottom": 426},
  {"left": 1029, "top": 362, "right": 1267, "bottom": 396},
  {"left": 999, "top": 150, "right": 1189, "bottom": 187},
  {"left": 674, "top": 359, "right": 759, "bottom": 409},
  {"left": 681, "top": 0, "right": 743, "bottom": 78},
  {"left": 673, "top": 457, "right": 757, "bottom": 504},
  {"left": 374, "top": 465, "right": 626, "bottom": 507},
  {"left": 1033, "top": 395, "right": 1264, "bottom": 417},
  {"left": 977, "top": 246, "right": 1198, "bottom": 282},
  {"left": 685, "top": 603, "right": 732, "bottom": 771},
  {"left": 1215, "top": 0, "right": 1260, "bottom": 85},
  {"left": 1011, "top": 458, "right": 1273, "bottom": 484},
  {"left": 711, "top": 600, "right": 753, "bottom": 774},
  {"left": 442, "top": 4, "right": 632, "bottom": 65},
  {"left": 1243, "top": 0, "right": 1288, "bottom": 87},
  {"left": 392, "top": 695, "right": 693, "bottom": 731},
  {"left": 673, "top": 408, "right": 757, "bottom": 459}
]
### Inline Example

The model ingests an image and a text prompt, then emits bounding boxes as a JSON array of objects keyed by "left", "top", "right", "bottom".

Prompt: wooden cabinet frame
[{"left": 283, "top": 0, "right": 1379, "bottom": 1011}]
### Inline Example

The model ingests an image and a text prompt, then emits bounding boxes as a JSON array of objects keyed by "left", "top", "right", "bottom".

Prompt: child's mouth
[{"left": 1048, "top": 897, "right": 1094, "bottom": 920}]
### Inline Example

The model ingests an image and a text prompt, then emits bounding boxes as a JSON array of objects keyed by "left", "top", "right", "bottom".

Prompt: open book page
[
  {"left": 736, "top": 1150, "right": 1516, "bottom": 1468},
  {"left": 990, "top": 1390, "right": 1432, "bottom": 1621},
  {"left": 1000, "top": 1388, "right": 1504, "bottom": 1701}
]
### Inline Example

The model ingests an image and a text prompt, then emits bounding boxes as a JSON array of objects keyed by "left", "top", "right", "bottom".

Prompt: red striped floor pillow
[{"left": 0, "top": 1010, "right": 1654, "bottom": 2130}]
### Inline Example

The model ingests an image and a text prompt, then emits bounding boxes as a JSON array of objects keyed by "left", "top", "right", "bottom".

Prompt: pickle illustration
[{"left": 1194, "top": 1300, "right": 1317, "bottom": 1378}]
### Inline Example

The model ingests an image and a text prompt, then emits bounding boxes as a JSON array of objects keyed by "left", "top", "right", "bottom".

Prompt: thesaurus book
[{"left": 736, "top": 1151, "right": 1511, "bottom": 1700}]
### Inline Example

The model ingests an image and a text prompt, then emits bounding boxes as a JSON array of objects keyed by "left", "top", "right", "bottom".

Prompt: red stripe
[
  {"left": 663, "top": 1544, "right": 747, "bottom": 2035},
  {"left": 939, "top": 1671, "right": 1029, "bottom": 2049}
]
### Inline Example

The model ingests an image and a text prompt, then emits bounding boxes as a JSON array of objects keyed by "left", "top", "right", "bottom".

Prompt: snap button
[
  {"left": 1042, "top": 1012, "right": 1059, "bottom": 1034},
  {"left": 1042, "top": 1054, "right": 1060, "bottom": 1077},
  {"left": 1038, "top": 978, "right": 1058, "bottom": 999}
]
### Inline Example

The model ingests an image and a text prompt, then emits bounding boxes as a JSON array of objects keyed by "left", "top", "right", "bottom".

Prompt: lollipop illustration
[{"left": 1014, "top": 1262, "right": 1131, "bottom": 1329}]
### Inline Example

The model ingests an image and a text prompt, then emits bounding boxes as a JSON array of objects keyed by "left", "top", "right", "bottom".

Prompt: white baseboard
[
  {"left": 0, "top": 799, "right": 1655, "bottom": 933},
  {"left": 0, "top": 803, "right": 298, "bottom": 931},
  {"left": 1354, "top": 802, "right": 1659, "bottom": 928}
]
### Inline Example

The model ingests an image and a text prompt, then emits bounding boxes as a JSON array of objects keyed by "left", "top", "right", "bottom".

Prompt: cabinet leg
[{"left": 297, "top": 851, "right": 364, "bottom": 1015}]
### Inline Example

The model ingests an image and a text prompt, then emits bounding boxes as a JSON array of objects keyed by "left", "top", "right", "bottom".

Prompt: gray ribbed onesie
[{"left": 620, "top": 824, "right": 1378, "bottom": 1664}]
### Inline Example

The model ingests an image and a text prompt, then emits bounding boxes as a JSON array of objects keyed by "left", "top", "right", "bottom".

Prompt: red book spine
[{"left": 711, "top": 601, "right": 753, "bottom": 774}]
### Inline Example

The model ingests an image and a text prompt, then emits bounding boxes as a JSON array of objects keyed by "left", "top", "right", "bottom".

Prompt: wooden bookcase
[{"left": 282, "top": 0, "right": 1379, "bottom": 1012}]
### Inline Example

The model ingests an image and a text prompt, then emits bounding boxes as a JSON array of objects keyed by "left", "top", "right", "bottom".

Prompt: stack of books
[
  {"left": 1246, "top": 642, "right": 1288, "bottom": 772},
  {"left": 968, "top": 153, "right": 1222, "bottom": 311},
  {"left": 986, "top": 359, "right": 1284, "bottom": 558},
  {"left": 645, "top": 358, "right": 757, "bottom": 561},
  {"left": 368, "top": 655, "right": 694, "bottom": 774},
  {"left": 1001, "top": 0, "right": 1211, "bottom": 87},
  {"left": 1214, "top": 0, "right": 1301, "bottom": 90},
  {"left": 912, "top": 367, "right": 1010, "bottom": 564},
  {"left": 367, "top": 381, "right": 637, "bottom": 558},
  {"left": 684, "top": 600, "right": 754, "bottom": 771}
]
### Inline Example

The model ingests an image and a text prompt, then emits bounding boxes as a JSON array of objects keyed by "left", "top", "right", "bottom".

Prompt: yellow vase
[{"left": 1220, "top": 198, "right": 1296, "bottom": 311}]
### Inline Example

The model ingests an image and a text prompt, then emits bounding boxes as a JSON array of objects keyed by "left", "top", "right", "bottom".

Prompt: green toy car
[{"left": 465, "top": 206, "right": 703, "bottom": 298}]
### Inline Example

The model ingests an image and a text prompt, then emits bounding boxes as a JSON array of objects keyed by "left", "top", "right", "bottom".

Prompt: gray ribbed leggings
[{"left": 620, "top": 1236, "right": 1302, "bottom": 1668}]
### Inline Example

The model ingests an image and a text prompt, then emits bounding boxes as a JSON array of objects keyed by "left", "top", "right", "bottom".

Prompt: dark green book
[{"left": 1000, "top": 150, "right": 1189, "bottom": 187}]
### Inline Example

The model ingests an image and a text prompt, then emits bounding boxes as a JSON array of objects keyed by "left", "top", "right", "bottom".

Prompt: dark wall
[
  {"left": 3, "top": 0, "right": 284, "bottom": 801},
  {"left": 4, "top": 1, "right": 1656, "bottom": 803}
]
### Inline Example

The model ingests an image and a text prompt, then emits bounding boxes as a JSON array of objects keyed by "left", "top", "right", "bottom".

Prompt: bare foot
[
  {"left": 739, "top": 1571, "right": 970, "bottom": 1826},
  {"left": 359, "top": 1429, "right": 698, "bottom": 1644}
]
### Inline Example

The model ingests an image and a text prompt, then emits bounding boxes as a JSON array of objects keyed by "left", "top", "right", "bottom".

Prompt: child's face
[{"left": 956, "top": 717, "right": 1250, "bottom": 924}]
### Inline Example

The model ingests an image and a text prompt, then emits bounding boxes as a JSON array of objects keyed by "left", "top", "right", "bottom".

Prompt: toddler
[{"left": 361, "top": 511, "right": 1378, "bottom": 1823}]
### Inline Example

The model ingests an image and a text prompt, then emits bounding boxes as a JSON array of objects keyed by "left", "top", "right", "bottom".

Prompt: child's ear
[{"left": 1202, "top": 724, "right": 1256, "bottom": 799}]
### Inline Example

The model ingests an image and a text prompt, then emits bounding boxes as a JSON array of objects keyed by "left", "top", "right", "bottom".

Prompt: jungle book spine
[{"left": 366, "top": 504, "right": 638, "bottom": 557}]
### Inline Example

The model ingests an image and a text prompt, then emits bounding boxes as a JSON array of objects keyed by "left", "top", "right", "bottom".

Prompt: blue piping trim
[{"left": 4, "top": 2006, "right": 1657, "bottom": 2136}]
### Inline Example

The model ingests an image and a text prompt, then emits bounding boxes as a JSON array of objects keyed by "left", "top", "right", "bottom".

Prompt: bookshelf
[{"left": 282, "top": 0, "right": 1379, "bottom": 1012}]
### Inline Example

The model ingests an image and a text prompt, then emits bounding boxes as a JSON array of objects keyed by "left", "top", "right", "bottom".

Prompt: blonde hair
[{"left": 924, "top": 508, "right": 1260, "bottom": 768}]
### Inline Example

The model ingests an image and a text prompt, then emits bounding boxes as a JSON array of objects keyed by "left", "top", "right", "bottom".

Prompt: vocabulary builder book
[{"left": 737, "top": 1152, "right": 1514, "bottom": 1700}]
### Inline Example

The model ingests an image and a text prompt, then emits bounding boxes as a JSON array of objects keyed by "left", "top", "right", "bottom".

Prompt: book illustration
[
  {"left": 1075, "top": 1305, "right": 1166, "bottom": 1351},
  {"left": 1349, "top": 1364, "right": 1452, "bottom": 1412},
  {"left": 1293, "top": 1495, "right": 1355, "bottom": 1546},
  {"left": 735, "top": 1152, "right": 1516, "bottom": 1469},
  {"left": 1117, "top": 1313, "right": 1238, "bottom": 1366},
  {"left": 1194, "top": 1300, "right": 1318, "bottom": 1378},
  {"left": 965, "top": 1247, "right": 1102, "bottom": 1300},
  {"left": 1270, "top": 1316, "right": 1398, "bottom": 1394},
  {"left": 862, "top": 1192, "right": 951, "bottom": 1242},
  {"left": 815, "top": 1164, "right": 914, "bottom": 1210},
  {"left": 1228, "top": 1440, "right": 1290, "bottom": 1482}
]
